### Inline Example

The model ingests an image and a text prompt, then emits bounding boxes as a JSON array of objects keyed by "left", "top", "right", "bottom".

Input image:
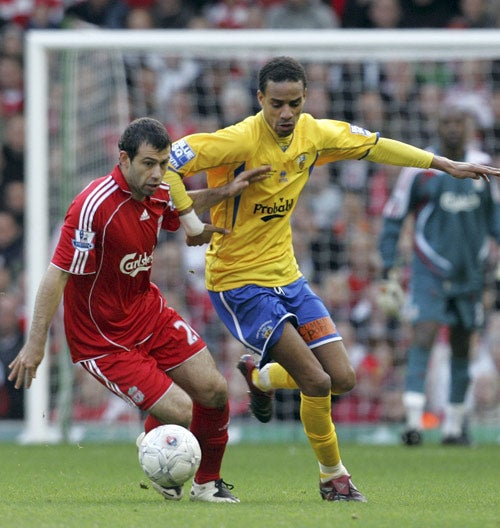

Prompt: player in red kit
[{"left": 9, "top": 117, "right": 267, "bottom": 503}]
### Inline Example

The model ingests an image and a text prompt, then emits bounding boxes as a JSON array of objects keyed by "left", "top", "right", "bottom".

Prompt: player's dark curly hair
[
  {"left": 258, "top": 56, "right": 307, "bottom": 93},
  {"left": 118, "top": 117, "right": 171, "bottom": 160}
]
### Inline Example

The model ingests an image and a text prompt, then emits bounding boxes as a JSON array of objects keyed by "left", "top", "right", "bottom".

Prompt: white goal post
[{"left": 23, "top": 28, "right": 500, "bottom": 443}]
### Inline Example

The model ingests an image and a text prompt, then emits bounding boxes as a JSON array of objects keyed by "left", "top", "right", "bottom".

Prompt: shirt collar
[{"left": 111, "top": 164, "right": 132, "bottom": 194}]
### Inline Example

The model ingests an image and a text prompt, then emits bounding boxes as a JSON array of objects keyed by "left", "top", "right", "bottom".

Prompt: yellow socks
[
  {"left": 300, "top": 393, "right": 341, "bottom": 469},
  {"left": 252, "top": 362, "right": 298, "bottom": 391},
  {"left": 252, "top": 365, "right": 347, "bottom": 482}
]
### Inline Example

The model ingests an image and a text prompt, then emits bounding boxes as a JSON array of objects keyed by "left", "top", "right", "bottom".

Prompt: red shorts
[{"left": 78, "top": 306, "right": 206, "bottom": 411}]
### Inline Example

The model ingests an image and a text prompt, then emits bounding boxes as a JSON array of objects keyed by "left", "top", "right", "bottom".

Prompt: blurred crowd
[
  {"left": 1, "top": 0, "right": 500, "bottom": 31},
  {"left": 1, "top": 0, "right": 500, "bottom": 431}
]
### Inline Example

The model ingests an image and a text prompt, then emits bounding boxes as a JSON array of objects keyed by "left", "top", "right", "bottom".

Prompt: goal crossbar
[{"left": 27, "top": 28, "right": 500, "bottom": 59}]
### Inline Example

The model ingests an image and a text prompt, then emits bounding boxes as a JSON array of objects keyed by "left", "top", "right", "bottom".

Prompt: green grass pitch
[{"left": 0, "top": 441, "right": 498, "bottom": 528}]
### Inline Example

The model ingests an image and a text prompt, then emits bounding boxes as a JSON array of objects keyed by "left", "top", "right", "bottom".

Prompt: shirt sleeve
[
  {"left": 378, "top": 166, "right": 422, "bottom": 271},
  {"left": 163, "top": 169, "right": 194, "bottom": 212},
  {"left": 367, "top": 137, "right": 434, "bottom": 168},
  {"left": 51, "top": 206, "right": 97, "bottom": 275}
]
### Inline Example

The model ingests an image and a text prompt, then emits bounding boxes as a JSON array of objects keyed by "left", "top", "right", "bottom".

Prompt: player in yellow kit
[{"left": 166, "top": 56, "right": 500, "bottom": 502}]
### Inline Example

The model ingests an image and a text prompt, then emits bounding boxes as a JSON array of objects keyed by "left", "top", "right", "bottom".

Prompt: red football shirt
[{"left": 51, "top": 165, "right": 180, "bottom": 361}]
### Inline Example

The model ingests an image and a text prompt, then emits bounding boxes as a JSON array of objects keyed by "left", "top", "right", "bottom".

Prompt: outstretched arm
[
  {"left": 367, "top": 138, "right": 500, "bottom": 181},
  {"left": 188, "top": 165, "right": 271, "bottom": 215},
  {"left": 166, "top": 165, "right": 271, "bottom": 246},
  {"left": 8, "top": 264, "right": 69, "bottom": 389}
]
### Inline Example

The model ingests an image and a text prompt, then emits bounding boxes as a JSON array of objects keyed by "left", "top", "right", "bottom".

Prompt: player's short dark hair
[
  {"left": 118, "top": 117, "right": 171, "bottom": 160},
  {"left": 258, "top": 56, "right": 307, "bottom": 93}
]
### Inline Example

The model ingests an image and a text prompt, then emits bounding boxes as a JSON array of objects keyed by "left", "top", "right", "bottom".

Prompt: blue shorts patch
[{"left": 208, "top": 277, "right": 341, "bottom": 365}]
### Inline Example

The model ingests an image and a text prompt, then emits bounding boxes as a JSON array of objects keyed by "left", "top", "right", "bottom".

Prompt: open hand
[
  {"left": 432, "top": 156, "right": 500, "bottom": 182},
  {"left": 8, "top": 343, "right": 45, "bottom": 389},
  {"left": 224, "top": 165, "right": 272, "bottom": 197}
]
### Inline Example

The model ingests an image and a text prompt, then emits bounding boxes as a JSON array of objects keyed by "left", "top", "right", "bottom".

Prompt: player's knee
[
  {"left": 151, "top": 396, "right": 192, "bottom": 428},
  {"left": 199, "top": 373, "right": 228, "bottom": 409},
  {"left": 210, "top": 382, "right": 228, "bottom": 409},
  {"left": 300, "top": 370, "right": 332, "bottom": 396},
  {"left": 332, "top": 366, "right": 356, "bottom": 395}
]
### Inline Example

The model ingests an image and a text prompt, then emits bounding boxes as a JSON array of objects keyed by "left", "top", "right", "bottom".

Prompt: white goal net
[{"left": 22, "top": 29, "right": 500, "bottom": 443}]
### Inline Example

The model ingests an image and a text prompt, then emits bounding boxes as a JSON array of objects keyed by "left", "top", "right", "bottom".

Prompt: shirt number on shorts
[{"left": 173, "top": 320, "right": 200, "bottom": 345}]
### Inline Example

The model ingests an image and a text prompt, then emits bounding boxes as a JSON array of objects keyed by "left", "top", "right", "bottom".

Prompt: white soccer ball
[
  {"left": 376, "top": 278, "right": 406, "bottom": 318},
  {"left": 138, "top": 424, "right": 202, "bottom": 487}
]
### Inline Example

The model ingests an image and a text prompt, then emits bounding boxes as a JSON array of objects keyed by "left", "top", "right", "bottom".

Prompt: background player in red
[{"left": 8, "top": 117, "right": 267, "bottom": 503}]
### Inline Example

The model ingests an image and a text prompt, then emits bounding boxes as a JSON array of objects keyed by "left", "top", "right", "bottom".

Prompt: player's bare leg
[{"left": 268, "top": 322, "right": 366, "bottom": 502}]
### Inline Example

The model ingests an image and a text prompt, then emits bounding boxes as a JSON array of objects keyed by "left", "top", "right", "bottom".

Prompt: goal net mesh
[{"left": 25, "top": 30, "right": 500, "bottom": 442}]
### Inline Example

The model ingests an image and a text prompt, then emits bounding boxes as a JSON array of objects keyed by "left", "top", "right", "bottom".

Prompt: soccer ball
[
  {"left": 376, "top": 278, "right": 405, "bottom": 318},
  {"left": 138, "top": 424, "right": 201, "bottom": 487}
]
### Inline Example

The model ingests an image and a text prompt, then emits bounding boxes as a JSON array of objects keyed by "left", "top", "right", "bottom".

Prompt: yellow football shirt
[{"left": 166, "top": 111, "right": 429, "bottom": 291}]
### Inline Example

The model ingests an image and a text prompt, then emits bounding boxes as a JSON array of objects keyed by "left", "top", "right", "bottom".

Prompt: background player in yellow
[{"left": 165, "top": 56, "right": 500, "bottom": 502}]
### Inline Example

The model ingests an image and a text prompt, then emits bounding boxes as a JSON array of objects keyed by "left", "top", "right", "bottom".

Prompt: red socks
[
  {"left": 144, "top": 414, "right": 163, "bottom": 433},
  {"left": 190, "top": 402, "right": 230, "bottom": 484}
]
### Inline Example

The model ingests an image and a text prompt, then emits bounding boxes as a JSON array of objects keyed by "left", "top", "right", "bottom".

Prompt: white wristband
[{"left": 180, "top": 210, "right": 205, "bottom": 236}]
